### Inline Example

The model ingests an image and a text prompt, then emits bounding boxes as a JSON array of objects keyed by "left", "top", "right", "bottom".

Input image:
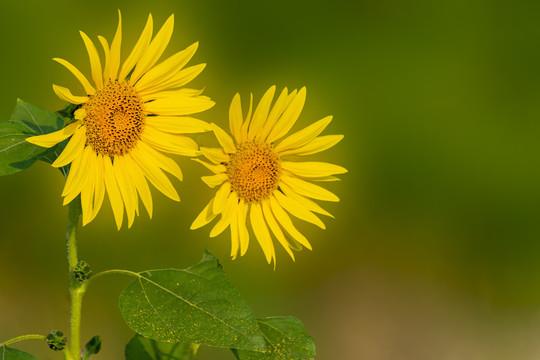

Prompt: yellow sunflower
[
  {"left": 191, "top": 86, "right": 346, "bottom": 265},
  {"left": 26, "top": 12, "right": 215, "bottom": 229}
]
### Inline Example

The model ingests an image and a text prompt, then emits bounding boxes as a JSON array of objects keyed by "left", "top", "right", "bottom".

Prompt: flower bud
[
  {"left": 74, "top": 260, "right": 92, "bottom": 282},
  {"left": 46, "top": 330, "right": 67, "bottom": 351}
]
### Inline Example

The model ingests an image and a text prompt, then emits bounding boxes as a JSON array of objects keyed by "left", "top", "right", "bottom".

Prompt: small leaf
[
  {"left": 0, "top": 122, "right": 50, "bottom": 175},
  {"left": 0, "top": 346, "right": 37, "bottom": 360},
  {"left": 119, "top": 251, "right": 266, "bottom": 352},
  {"left": 83, "top": 336, "right": 101, "bottom": 358},
  {"left": 10, "top": 99, "right": 64, "bottom": 135},
  {"left": 231, "top": 317, "right": 316, "bottom": 360},
  {"left": 125, "top": 334, "right": 197, "bottom": 360}
]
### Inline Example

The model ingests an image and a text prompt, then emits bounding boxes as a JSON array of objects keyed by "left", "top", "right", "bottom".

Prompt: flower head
[
  {"left": 26, "top": 12, "right": 215, "bottom": 229},
  {"left": 191, "top": 86, "right": 346, "bottom": 266}
]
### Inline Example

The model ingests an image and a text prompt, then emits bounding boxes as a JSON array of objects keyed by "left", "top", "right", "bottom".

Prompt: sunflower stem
[{"left": 67, "top": 197, "right": 84, "bottom": 360}]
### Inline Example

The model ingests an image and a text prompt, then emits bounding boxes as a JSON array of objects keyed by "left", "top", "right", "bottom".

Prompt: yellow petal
[
  {"left": 89, "top": 154, "right": 106, "bottom": 223},
  {"left": 79, "top": 31, "right": 103, "bottom": 89},
  {"left": 280, "top": 174, "right": 339, "bottom": 202},
  {"left": 200, "top": 147, "right": 230, "bottom": 164},
  {"left": 239, "top": 93, "right": 253, "bottom": 143},
  {"left": 210, "top": 123, "right": 236, "bottom": 154},
  {"left": 279, "top": 135, "right": 343, "bottom": 157},
  {"left": 269, "top": 195, "right": 312, "bottom": 250},
  {"left": 53, "top": 58, "right": 95, "bottom": 95},
  {"left": 145, "top": 116, "right": 211, "bottom": 134},
  {"left": 135, "top": 42, "right": 198, "bottom": 91},
  {"left": 119, "top": 13, "right": 153, "bottom": 81},
  {"left": 258, "top": 87, "right": 290, "bottom": 141},
  {"left": 63, "top": 145, "right": 92, "bottom": 199},
  {"left": 249, "top": 202, "right": 275, "bottom": 265},
  {"left": 201, "top": 173, "right": 228, "bottom": 188},
  {"left": 145, "top": 94, "right": 215, "bottom": 116},
  {"left": 266, "top": 87, "right": 306, "bottom": 144},
  {"left": 261, "top": 199, "right": 295, "bottom": 260},
  {"left": 52, "top": 85, "right": 88, "bottom": 105},
  {"left": 103, "top": 156, "right": 124, "bottom": 230},
  {"left": 274, "top": 191, "right": 325, "bottom": 229},
  {"left": 134, "top": 141, "right": 183, "bottom": 181},
  {"left": 309, "top": 176, "right": 341, "bottom": 182},
  {"left": 114, "top": 156, "right": 138, "bottom": 228},
  {"left": 81, "top": 151, "right": 97, "bottom": 226},
  {"left": 140, "top": 126, "right": 200, "bottom": 157},
  {"left": 192, "top": 158, "right": 226, "bottom": 174},
  {"left": 108, "top": 10, "right": 122, "bottom": 80},
  {"left": 52, "top": 126, "right": 86, "bottom": 168},
  {"left": 74, "top": 109, "right": 86, "bottom": 121},
  {"left": 26, "top": 121, "right": 81, "bottom": 148},
  {"left": 130, "top": 14, "right": 174, "bottom": 84},
  {"left": 247, "top": 86, "right": 275, "bottom": 141},
  {"left": 230, "top": 209, "right": 240, "bottom": 259},
  {"left": 229, "top": 93, "right": 243, "bottom": 143},
  {"left": 275, "top": 116, "right": 333, "bottom": 153},
  {"left": 191, "top": 198, "right": 217, "bottom": 230},
  {"left": 97, "top": 36, "right": 110, "bottom": 82},
  {"left": 213, "top": 181, "right": 231, "bottom": 214},
  {"left": 281, "top": 161, "right": 347, "bottom": 178},
  {"left": 210, "top": 191, "right": 237, "bottom": 238},
  {"left": 131, "top": 149, "right": 180, "bottom": 201},
  {"left": 142, "top": 88, "right": 204, "bottom": 101},
  {"left": 138, "top": 63, "right": 206, "bottom": 96},
  {"left": 237, "top": 199, "right": 250, "bottom": 256},
  {"left": 279, "top": 181, "right": 333, "bottom": 218},
  {"left": 125, "top": 155, "right": 153, "bottom": 218}
]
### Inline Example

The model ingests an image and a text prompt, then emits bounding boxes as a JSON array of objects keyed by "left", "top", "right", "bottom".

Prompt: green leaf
[
  {"left": 119, "top": 251, "right": 266, "bottom": 352},
  {"left": 125, "top": 334, "right": 198, "bottom": 360},
  {"left": 0, "top": 346, "right": 37, "bottom": 360},
  {"left": 10, "top": 99, "right": 64, "bottom": 135},
  {"left": 0, "top": 122, "right": 49, "bottom": 175},
  {"left": 0, "top": 99, "right": 67, "bottom": 176},
  {"left": 83, "top": 336, "right": 102, "bottom": 359},
  {"left": 231, "top": 317, "right": 316, "bottom": 360}
]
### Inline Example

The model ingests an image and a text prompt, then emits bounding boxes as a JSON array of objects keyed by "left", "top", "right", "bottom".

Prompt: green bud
[
  {"left": 46, "top": 330, "right": 67, "bottom": 351},
  {"left": 84, "top": 335, "right": 102, "bottom": 356},
  {"left": 74, "top": 260, "right": 92, "bottom": 282}
]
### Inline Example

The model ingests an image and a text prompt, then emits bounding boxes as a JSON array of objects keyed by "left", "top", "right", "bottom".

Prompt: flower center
[
  {"left": 226, "top": 142, "right": 281, "bottom": 203},
  {"left": 82, "top": 81, "right": 145, "bottom": 156}
]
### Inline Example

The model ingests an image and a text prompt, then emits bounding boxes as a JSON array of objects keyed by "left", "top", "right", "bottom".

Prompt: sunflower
[
  {"left": 26, "top": 12, "right": 215, "bottom": 229},
  {"left": 191, "top": 86, "right": 346, "bottom": 265}
]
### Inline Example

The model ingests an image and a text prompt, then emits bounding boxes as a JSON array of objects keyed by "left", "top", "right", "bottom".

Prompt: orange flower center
[
  {"left": 82, "top": 81, "right": 145, "bottom": 156},
  {"left": 226, "top": 142, "right": 281, "bottom": 203}
]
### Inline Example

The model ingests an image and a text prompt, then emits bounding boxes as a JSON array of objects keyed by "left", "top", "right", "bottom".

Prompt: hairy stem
[
  {"left": 67, "top": 198, "right": 83, "bottom": 360},
  {"left": 0, "top": 334, "right": 46, "bottom": 347}
]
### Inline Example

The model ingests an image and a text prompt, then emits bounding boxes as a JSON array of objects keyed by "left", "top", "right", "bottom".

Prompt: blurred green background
[{"left": 2, "top": 0, "right": 540, "bottom": 359}]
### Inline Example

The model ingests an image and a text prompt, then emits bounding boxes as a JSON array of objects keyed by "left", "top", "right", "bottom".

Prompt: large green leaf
[
  {"left": 0, "top": 346, "right": 37, "bottom": 360},
  {"left": 119, "top": 251, "right": 266, "bottom": 352},
  {"left": 0, "top": 122, "right": 49, "bottom": 175},
  {"left": 125, "top": 334, "right": 197, "bottom": 360},
  {"left": 10, "top": 99, "right": 64, "bottom": 135},
  {"left": 0, "top": 99, "right": 67, "bottom": 176},
  {"left": 231, "top": 317, "right": 316, "bottom": 360}
]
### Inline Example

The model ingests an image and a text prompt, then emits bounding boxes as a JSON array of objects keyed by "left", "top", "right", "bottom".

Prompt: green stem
[
  {"left": 0, "top": 334, "right": 46, "bottom": 347},
  {"left": 67, "top": 198, "right": 83, "bottom": 360},
  {"left": 63, "top": 347, "right": 72, "bottom": 360}
]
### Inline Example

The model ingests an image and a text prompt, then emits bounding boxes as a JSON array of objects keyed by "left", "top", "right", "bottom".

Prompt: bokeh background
[{"left": 2, "top": 0, "right": 540, "bottom": 359}]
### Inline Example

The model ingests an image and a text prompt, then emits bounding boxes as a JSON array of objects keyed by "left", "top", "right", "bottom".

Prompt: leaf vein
[{"left": 20, "top": 102, "right": 44, "bottom": 134}]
